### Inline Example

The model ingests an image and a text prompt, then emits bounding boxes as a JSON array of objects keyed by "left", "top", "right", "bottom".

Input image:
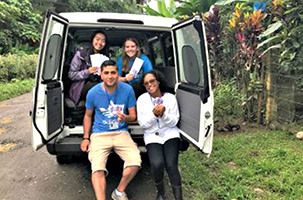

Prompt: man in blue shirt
[{"left": 81, "top": 60, "right": 141, "bottom": 200}]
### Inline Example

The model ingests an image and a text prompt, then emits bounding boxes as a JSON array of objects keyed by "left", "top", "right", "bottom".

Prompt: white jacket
[{"left": 137, "top": 92, "right": 180, "bottom": 145}]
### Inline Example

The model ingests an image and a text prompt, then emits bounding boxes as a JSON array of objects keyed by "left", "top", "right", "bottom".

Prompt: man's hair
[{"left": 101, "top": 60, "right": 118, "bottom": 71}]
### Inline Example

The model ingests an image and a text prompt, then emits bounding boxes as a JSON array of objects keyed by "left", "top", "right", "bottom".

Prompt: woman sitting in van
[
  {"left": 137, "top": 70, "right": 183, "bottom": 200},
  {"left": 68, "top": 30, "right": 109, "bottom": 104},
  {"left": 117, "top": 38, "right": 153, "bottom": 98}
]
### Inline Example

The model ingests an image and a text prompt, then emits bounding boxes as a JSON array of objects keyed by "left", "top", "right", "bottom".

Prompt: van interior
[{"left": 62, "top": 28, "right": 176, "bottom": 127}]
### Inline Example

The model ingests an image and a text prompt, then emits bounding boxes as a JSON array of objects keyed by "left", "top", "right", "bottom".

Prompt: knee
[
  {"left": 123, "top": 165, "right": 139, "bottom": 176},
  {"left": 166, "top": 162, "right": 179, "bottom": 174},
  {"left": 150, "top": 159, "right": 165, "bottom": 171},
  {"left": 92, "top": 170, "right": 106, "bottom": 179}
]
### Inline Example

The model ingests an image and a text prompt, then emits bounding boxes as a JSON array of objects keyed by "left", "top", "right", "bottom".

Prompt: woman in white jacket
[{"left": 137, "top": 70, "right": 182, "bottom": 200}]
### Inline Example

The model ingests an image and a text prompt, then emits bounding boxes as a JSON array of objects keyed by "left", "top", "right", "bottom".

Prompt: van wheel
[{"left": 56, "top": 155, "right": 73, "bottom": 164}]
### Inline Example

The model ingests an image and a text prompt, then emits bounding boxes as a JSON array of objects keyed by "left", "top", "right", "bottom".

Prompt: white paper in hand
[
  {"left": 90, "top": 54, "right": 109, "bottom": 75},
  {"left": 129, "top": 57, "right": 144, "bottom": 77}
]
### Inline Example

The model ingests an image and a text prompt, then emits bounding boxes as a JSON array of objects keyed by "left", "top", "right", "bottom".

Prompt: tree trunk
[
  {"left": 265, "top": 52, "right": 277, "bottom": 124},
  {"left": 256, "top": 62, "right": 265, "bottom": 124}
]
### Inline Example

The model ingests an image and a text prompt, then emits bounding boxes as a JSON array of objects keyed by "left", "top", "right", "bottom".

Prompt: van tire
[{"left": 56, "top": 155, "right": 73, "bottom": 164}]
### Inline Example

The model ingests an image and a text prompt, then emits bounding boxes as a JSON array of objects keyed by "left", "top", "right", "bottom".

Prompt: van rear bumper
[{"left": 46, "top": 135, "right": 85, "bottom": 156}]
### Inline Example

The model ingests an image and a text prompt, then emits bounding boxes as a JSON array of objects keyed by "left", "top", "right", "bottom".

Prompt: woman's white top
[{"left": 137, "top": 92, "right": 180, "bottom": 145}]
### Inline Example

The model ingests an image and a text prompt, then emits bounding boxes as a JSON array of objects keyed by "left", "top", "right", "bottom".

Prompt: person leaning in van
[
  {"left": 81, "top": 60, "right": 141, "bottom": 200},
  {"left": 117, "top": 38, "right": 153, "bottom": 98},
  {"left": 68, "top": 30, "right": 109, "bottom": 105},
  {"left": 137, "top": 70, "right": 183, "bottom": 200}
]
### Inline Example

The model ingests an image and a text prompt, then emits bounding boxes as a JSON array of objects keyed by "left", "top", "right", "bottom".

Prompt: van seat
[
  {"left": 154, "top": 66, "right": 176, "bottom": 93},
  {"left": 64, "top": 98, "right": 86, "bottom": 126}
]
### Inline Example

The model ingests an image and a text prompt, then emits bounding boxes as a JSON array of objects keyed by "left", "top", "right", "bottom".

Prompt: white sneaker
[{"left": 111, "top": 190, "right": 129, "bottom": 200}]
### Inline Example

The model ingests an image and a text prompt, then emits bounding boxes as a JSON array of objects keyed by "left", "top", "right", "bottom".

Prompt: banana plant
[
  {"left": 138, "top": 0, "right": 178, "bottom": 19},
  {"left": 175, "top": 0, "right": 217, "bottom": 15},
  {"left": 139, "top": 0, "right": 218, "bottom": 20}
]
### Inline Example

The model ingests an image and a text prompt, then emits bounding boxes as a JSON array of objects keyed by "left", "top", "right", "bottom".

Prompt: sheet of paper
[
  {"left": 129, "top": 57, "right": 144, "bottom": 77},
  {"left": 90, "top": 54, "right": 109, "bottom": 75}
]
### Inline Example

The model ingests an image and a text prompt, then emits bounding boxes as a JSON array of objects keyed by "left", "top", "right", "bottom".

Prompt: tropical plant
[
  {"left": 226, "top": 2, "right": 267, "bottom": 123},
  {"left": 67, "top": 0, "right": 140, "bottom": 13},
  {"left": 0, "top": 0, "right": 42, "bottom": 54},
  {"left": 175, "top": 0, "right": 217, "bottom": 16},
  {"left": 139, "top": 0, "right": 178, "bottom": 18},
  {"left": 258, "top": 0, "right": 303, "bottom": 73},
  {"left": 139, "top": 0, "right": 217, "bottom": 20},
  {"left": 204, "top": 5, "right": 226, "bottom": 86}
]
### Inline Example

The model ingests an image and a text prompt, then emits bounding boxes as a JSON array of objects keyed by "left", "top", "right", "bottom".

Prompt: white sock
[{"left": 115, "top": 189, "right": 123, "bottom": 197}]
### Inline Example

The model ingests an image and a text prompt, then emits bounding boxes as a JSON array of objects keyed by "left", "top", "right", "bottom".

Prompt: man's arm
[{"left": 81, "top": 109, "right": 93, "bottom": 152}]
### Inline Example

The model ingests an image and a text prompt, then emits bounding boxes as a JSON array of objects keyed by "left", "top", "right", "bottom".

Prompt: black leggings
[{"left": 146, "top": 138, "right": 181, "bottom": 187}]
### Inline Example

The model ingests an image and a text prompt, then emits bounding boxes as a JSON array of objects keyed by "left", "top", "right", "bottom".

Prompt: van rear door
[
  {"left": 172, "top": 14, "right": 214, "bottom": 156},
  {"left": 31, "top": 11, "right": 68, "bottom": 150}
]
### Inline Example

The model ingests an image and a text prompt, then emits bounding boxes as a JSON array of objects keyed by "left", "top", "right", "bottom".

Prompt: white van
[{"left": 31, "top": 11, "right": 214, "bottom": 163}]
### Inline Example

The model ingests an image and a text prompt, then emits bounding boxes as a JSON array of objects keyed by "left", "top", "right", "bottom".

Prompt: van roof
[{"left": 59, "top": 12, "right": 178, "bottom": 28}]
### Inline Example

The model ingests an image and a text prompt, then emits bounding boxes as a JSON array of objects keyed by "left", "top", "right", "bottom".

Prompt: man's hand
[
  {"left": 81, "top": 139, "right": 90, "bottom": 152},
  {"left": 153, "top": 105, "right": 166, "bottom": 117},
  {"left": 117, "top": 112, "right": 128, "bottom": 122}
]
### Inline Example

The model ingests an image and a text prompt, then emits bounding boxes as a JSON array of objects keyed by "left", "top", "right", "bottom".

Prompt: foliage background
[
  {"left": 0, "top": 0, "right": 42, "bottom": 54},
  {"left": 0, "top": 54, "right": 37, "bottom": 82}
]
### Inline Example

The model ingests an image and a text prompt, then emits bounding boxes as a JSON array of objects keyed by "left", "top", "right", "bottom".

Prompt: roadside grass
[
  {"left": 0, "top": 79, "right": 34, "bottom": 101},
  {"left": 179, "top": 130, "right": 303, "bottom": 200}
]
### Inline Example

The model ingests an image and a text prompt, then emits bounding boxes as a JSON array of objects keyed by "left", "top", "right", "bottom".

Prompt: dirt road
[{"left": 0, "top": 93, "right": 170, "bottom": 200}]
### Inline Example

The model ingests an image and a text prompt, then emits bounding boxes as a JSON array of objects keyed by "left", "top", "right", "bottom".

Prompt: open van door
[
  {"left": 172, "top": 14, "right": 214, "bottom": 156},
  {"left": 31, "top": 11, "right": 69, "bottom": 151}
]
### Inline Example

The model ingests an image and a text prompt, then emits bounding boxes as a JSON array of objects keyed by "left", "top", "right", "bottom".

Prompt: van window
[
  {"left": 42, "top": 20, "right": 65, "bottom": 81},
  {"left": 174, "top": 23, "right": 206, "bottom": 87},
  {"left": 150, "top": 39, "right": 163, "bottom": 66}
]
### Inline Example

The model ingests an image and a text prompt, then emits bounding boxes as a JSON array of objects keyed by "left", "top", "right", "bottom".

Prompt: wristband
[{"left": 83, "top": 137, "right": 90, "bottom": 141}]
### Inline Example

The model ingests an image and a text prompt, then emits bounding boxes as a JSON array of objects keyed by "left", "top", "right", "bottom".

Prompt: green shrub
[
  {"left": 0, "top": 54, "right": 37, "bottom": 82},
  {"left": 214, "top": 81, "right": 245, "bottom": 124},
  {"left": 0, "top": 79, "right": 34, "bottom": 101}
]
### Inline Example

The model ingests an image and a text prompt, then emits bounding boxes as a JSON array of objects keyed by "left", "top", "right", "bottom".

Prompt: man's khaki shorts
[{"left": 88, "top": 131, "right": 141, "bottom": 175}]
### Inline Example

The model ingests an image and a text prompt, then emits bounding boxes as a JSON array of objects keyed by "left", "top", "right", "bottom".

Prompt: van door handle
[{"left": 204, "top": 124, "right": 212, "bottom": 137}]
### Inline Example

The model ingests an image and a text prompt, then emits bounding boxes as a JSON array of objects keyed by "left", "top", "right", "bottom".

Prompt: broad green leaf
[
  {"left": 289, "top": 52, "right": 296, "bottom": 61},
  {"left": 138, "top": 5, "right": 162, "bottom": 16},
  {"left": 175, "top": 7, "right": 193, "bottom": 16},
  {"left": 281, "top": 49, "right": 289, "bottom": 58},
  {"left": 215, "top": 0, "right": 251, "bottom": 6},
  {"left": 157, "top": 0, "right": 174, "bottom": 17},
  {"left": 259, "top": 21, "right": 283, "bottom": 38},
  {"left": 168, "top": 0, "right": 176, "bottom": 10},
  {"left": 257, "top": 35, "right": 282, "bottom": 49},
  {"left": 259, "top": 44, "right": 281, "bottom": 57},
  {"left": 284, "top": 6, "right": 303, "bottom": 15}
]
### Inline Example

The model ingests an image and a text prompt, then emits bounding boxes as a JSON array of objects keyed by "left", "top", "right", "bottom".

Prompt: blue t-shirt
[
  {"left": 117, "top": 54, "right": 153, "bottom": 85},
  {"left": 85, "top": 82, "right": 136, "bottom": 134}
]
